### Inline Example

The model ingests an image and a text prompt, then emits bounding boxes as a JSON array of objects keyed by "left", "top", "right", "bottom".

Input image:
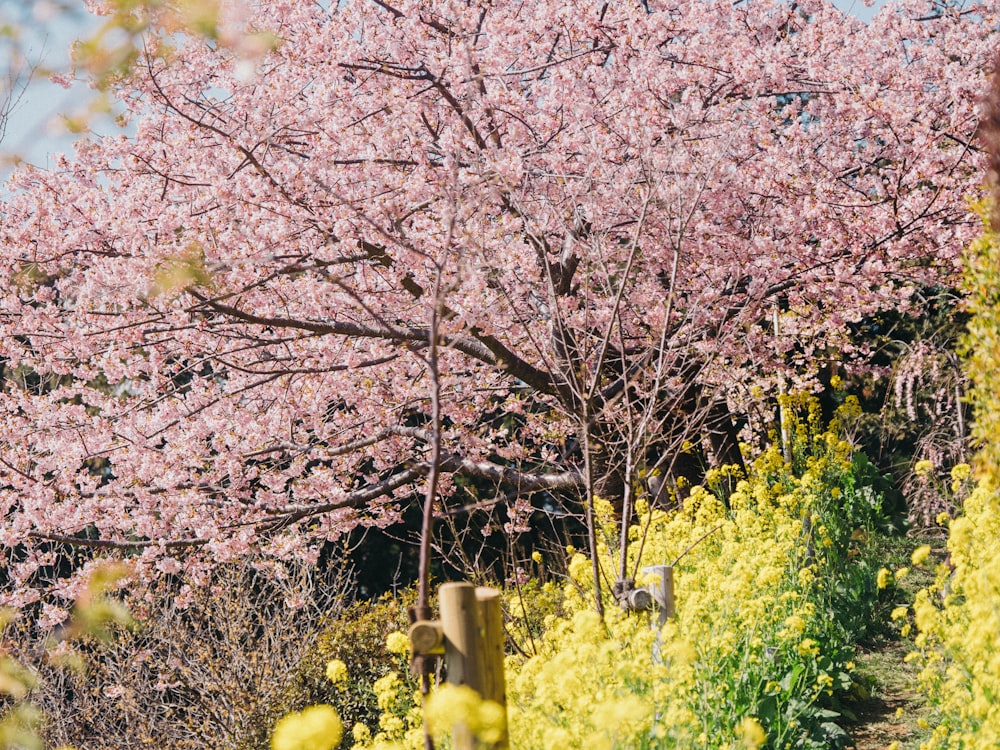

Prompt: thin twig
[{"left": 670, "top": 522, "right": 727, "bottom": 567}]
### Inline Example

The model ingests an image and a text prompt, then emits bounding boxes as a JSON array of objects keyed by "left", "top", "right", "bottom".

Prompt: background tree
[{"left": 0, "top": 0, "right": 995, "bottom": 609}]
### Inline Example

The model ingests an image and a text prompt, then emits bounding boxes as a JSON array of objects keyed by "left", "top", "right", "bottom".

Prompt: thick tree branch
[
  {"left": 28, "top": 531, "right": 209, "bottom": 550},
  {"left": 185, "top": 289, "right": 561, "bottom": 395}
]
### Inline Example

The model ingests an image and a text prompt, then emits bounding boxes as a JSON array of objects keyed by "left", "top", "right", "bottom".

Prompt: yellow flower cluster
[
  {"left": 500, "top": 425, "right": 859, "bottom": 748},
  {"left": 385, "top": 631, "right": 410, "bottom": 656},
  {"left": 301, "top": 400, "right": 870, "bottom": 750},
  {"left": 737, "top": 716, "right": 768, "bottom": 749},
  {"left": 271, "top": 705, "right": 343, "bottom": 750},
  {"left": 876, "top": 568, "right": 892, "bottom": 590},
  {"left": 424, "top": 684, "right": 506, "bottom": 745},
  {"left": 907, "top": 220, "right": 1000, "bottom": 748},
  {"left": 325, "top": 659, "right": 348, "bottom": 686},
  {"left": 911, "top": 545, "right": 931, "bottom": 567},
  {"left": 909, "top": 478, "right": 1000, "bottom": 748}
]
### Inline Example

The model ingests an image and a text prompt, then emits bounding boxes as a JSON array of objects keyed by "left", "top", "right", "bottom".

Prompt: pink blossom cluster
[{"left": 0, "top": 0, "right": 994, "bottom": 604}]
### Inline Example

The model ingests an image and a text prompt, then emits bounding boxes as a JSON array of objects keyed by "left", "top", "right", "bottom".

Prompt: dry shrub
[
  {"left": 890, "top": 337, "right": 970, "bottom": 527},
  {"left": 11, "top": 558, "right": 352, "bottom": 750}
]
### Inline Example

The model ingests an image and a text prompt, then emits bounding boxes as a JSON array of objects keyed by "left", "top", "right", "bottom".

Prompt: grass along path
[{"left": 846, "top": 538, "right": 945, "bottom": 750}]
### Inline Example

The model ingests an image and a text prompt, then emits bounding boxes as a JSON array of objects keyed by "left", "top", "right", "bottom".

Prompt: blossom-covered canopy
[{"left": 0, "top": 0, "right": 994, "bottom": 603}]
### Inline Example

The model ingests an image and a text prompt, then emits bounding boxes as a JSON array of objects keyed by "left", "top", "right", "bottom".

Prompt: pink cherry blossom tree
[{"left": 0, "top": 0, "right": 995, "bottom": 608}]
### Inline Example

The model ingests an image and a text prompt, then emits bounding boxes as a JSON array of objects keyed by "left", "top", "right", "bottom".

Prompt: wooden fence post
[
  {"left": 438, "top": 583, "right": 483, "bottom": 750},
  {"left": 429, "top": 583, "right": 509, "bottom": 750},
  {"left": 476, "top": 586, "right": 509, "bottom": 750},
  {"left": 409, "top": 583, "right": 509, "bottom": 750},
  {"left": 645, "top": 565, "right": 675, "bottom": 627},
  {"left": 439, "top": 582, "right": 486, "bottom": 692}
]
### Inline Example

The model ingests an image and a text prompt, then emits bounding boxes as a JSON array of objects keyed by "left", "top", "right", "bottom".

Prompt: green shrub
[{"left": 286, "top": 591, "right": 420, "bottom": 748}]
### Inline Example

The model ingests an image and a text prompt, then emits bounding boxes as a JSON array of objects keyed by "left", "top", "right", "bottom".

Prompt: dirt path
[
  {"left": 847, "top": 638, "right": 928, "bottom": 749},
  {"left": 846, "top": 544, "right": 944, "bottom": 750}
]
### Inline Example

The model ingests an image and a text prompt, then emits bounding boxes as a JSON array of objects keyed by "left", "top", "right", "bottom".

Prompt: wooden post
[
  {"left": 645, "top": 565, "right": 675, "bottom": 627},
  {"left": 415, "top": 583, "right": 509, "bottom": 750},
  {"left": 476, "top": 586, "right": 509, "bottom": 750},
  {"left": 408, "top": 619, "right": 444, "bottom": 655},
  {"left": 439, "top": 582, "right": 486, "bottom": 691},
  {"left": 439, "top": 583, "right": 484, "bottom": 750}
]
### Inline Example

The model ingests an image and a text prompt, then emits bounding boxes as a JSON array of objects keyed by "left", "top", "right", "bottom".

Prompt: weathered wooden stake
[
  {"left": 439, "top": 583, "right": 480, "bottom": 750},
  {"left": 408, "top": 619, "right": 445, "bottom": 656},
  {"left": 645, "top": 565, "right": 675, "bottom": 627},
  {"left": 410, "top": 583, "right": 509, "bottom": 750},
  {"left": 476, "top": 586, "right": 509, "bottom": 750},
  {"left": 439, "top": 582, "right": 486, "bottom": 692}
]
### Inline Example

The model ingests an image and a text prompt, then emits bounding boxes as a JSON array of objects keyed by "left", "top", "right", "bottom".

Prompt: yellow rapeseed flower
[
  {"left": 950, "top": 463, "right": 971, "bottom": 481},
  {"left": 325, "top": 659, "right": 348, "bottom": 686},
  {"left": 736, "top": 716, "right": 767, "bottom": 749},
  {"left": 373, "top": 673, "right": 401, "bottom": 711},
  {"left": 911, "top": 545, "right": 932, "bottom": 567},
  {"left": 424, "top": 684, "right": 506, "bottom": 744},
  {"left": 379, "top": 714, "right": 404, "bottom": 734},
  {"left": 476, "top": 700, "right": 507, "bottom": 744},
  {"left": 876, "top": 567, "right": 892, "bottom": 589},
  {"left": 783, "top": 614, "right": 806, "bottom": 635},
  {"left": 385, "top": 631, "right": 410, "bottom": 656},
  {"left": 271, "top": 705, "right": 343, "bottom": 750},
  {"left": 351, "top": 722, "right": 371, "bottom": 744},
  {"left": 797, "top": 639, "right": 820, "bottom": 657},
  {"left": 542, "top": 726, "right": 572, "bottom": 749}
]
